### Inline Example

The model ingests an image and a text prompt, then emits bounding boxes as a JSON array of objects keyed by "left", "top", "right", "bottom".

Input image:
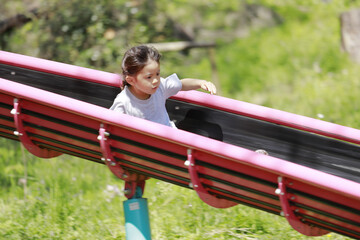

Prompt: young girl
[{"left": 110, "top": 45, "right": 217, "bottom": 128}]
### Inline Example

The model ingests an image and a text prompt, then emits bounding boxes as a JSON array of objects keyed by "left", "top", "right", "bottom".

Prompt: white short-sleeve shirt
[{"left": 110, "top": 73, "right": 182, "bottom": 127}]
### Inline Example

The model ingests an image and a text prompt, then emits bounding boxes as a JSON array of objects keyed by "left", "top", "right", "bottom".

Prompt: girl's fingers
[
  {"left": 207, "top": 82, "right": 217, "bottom": 95},
  {"left": 201, "top": 81, "right": 217, "bottom": 95}
]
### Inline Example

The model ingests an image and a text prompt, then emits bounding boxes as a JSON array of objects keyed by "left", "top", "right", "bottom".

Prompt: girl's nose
[{"left": 152, "top": 77, "right": 159, "bottom": 84}]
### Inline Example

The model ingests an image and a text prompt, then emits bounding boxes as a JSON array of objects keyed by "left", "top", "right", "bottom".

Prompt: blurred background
[{"left": 1, "top": 1, "right": 360, "bottom": 239}]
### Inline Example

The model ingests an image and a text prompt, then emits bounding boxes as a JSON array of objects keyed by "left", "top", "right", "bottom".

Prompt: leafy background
[{"left": 1, "top": 0, "right": 359, "bottom": 239}]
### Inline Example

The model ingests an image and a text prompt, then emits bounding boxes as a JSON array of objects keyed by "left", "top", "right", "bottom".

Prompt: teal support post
[{"left": 123, "top": 186, "right": 151, "bottom": 240}]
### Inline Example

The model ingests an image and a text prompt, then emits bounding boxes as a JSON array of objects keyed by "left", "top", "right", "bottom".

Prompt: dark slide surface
[
  {"left": 0, "top": 64, "right": 119, "bottom": 108},
  {"left": 167, "top": 100, "right": 360, "bottom": 183},
  {"left": 2, "top": 64, "right": 360, "bottom": 183}
]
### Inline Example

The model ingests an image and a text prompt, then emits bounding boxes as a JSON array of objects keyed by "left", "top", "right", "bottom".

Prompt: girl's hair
[{"left": 121, "top": 45, "right": 161, "bottom": 87}]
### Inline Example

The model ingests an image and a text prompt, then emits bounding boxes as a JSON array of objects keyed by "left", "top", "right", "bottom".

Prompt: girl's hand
[
  {"left": 181, "top": 78, "right": 217, "bottom": 94},
  {"left": 200, "top": 80, "right": 217, "bottom": 95}
]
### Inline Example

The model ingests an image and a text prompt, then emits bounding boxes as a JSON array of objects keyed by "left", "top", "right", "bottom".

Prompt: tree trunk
[{"left": 340, "top": 8, "right": 360, "bottom": 63}]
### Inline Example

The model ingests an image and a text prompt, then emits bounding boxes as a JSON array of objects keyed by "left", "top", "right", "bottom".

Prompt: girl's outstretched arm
[{"left": 181, "top": 78, "right": 217, "bottom": 95}]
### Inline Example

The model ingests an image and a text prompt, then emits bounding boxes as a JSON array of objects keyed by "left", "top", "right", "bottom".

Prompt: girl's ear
[{"left": 125, "top": 75, "right": 136, "bottom": 86}]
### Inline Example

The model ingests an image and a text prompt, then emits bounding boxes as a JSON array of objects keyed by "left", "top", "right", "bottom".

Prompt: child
[{"left": 110, "top": 45, "right": 217, "bottom": 128}]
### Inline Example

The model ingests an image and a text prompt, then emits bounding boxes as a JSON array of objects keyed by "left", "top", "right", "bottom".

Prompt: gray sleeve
[
  {"left": 110, "top": 100, "right": 126, "bottom": 113},
  {"left": 163, "top": 73, "right": 182, "bottom": 99}
]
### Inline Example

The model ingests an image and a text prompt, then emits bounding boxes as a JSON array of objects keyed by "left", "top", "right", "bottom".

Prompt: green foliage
[
  {"left": 218, "top": 0, "right": 360, "bottom": 128},
  {"left": 1, "top": 0, "right": 188, "bottom": 71}
]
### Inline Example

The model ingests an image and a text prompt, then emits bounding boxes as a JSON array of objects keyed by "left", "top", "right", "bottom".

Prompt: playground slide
[{"left": 0, "top": 51, "right": 360, "bottom": 239}]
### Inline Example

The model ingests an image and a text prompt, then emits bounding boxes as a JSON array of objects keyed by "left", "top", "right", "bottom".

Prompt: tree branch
[{"left": 0, "top": 8, "right": 39, "bottom": 35}]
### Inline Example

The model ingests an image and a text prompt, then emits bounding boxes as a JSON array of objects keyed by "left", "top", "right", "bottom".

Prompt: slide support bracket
[
  {"left": 11, "top": 98, "right": 62, "bottom": 158},
  {"left": 98, "top": 124, "right": 151, "bottom": 239},
  {"left": 186, "top": 149, "right": 238, "bottom": 208},
  {"left": 276, "top": 176, "right": 329, "bottom": 236}
]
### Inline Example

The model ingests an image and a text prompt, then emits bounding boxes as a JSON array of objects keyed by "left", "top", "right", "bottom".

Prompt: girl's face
[{"left": 127, "top": 60, "right": 160, "bottom": 100}]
